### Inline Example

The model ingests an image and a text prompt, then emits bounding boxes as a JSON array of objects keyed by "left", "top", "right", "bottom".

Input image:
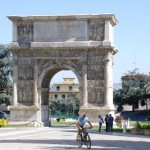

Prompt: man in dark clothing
[
  {"left": 105, "top": 114, "right": 109, "bottom": 132},
  {"left": 108, "top": 114, "right": 114, "bottom": 132}
]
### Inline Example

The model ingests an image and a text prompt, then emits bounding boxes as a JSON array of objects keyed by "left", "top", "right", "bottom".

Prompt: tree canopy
[
  {"left": 49, "top": 96, "right": 79, "bottom": 118},
  {"left": 0, "top": 44, "right": 12, "bottom": 106},
  {"left": 114, "top": 69, "right": 150, "bottom": 111}
]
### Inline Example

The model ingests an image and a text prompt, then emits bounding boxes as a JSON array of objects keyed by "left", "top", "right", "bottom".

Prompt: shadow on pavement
[{"left": 0, "top": 138, "right": 150, "bottom": 150}]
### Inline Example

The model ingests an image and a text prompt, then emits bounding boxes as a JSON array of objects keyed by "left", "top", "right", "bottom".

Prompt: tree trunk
[
  {"left": 132, "top": 104, "right": 135, "bottom": 111},
  {"left": 146, "top": 99, "right": 148, "bottom": 110}
]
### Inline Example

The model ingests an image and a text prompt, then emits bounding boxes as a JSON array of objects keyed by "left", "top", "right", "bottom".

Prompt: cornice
[{"left": 8, "top": 14, "right": 118, "bottom": 25}]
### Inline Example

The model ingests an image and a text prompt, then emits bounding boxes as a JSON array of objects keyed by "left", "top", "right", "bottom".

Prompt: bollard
[{"left": 123, "top": 122, "right": 127, "bottom": 133}]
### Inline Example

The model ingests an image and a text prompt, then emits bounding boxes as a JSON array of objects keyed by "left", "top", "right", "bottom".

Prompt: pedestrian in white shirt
[{"left": 98, "top": 115, "right": 104, "bottom": 132}]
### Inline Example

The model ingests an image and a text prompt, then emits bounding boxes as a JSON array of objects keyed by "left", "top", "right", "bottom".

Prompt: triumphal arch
[{"left": 8, "top": 14, "right": 117, "bottom": 125}]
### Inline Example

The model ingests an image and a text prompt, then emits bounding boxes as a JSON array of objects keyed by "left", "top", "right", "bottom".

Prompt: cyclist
[{"left": 76, "top": 113, "right": 93, "bottom": 132}]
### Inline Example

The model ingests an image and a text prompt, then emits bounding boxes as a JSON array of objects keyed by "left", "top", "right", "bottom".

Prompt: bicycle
[{"left": 76, "top": 126, "right": 91, "bottom": 149}]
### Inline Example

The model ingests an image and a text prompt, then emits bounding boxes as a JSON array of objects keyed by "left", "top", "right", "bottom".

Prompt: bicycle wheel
[
  {"left": 76, "top": 133, "right": 82, "bottom": 148},
  {"left": 84, "top": 133, "right": 91, "bottom": 149}
]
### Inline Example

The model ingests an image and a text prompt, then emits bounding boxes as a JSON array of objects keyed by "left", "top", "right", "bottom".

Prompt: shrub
[
  {"left": 143, "top": 123, "right": 150, "bottom": 130},
  {"left": 56, "top": 116, "right": 66, "bottom": 122},
  {"left": 0, "top": 119, "right": 8, "bottom": 127},
  {"left": 56, "top": 117, "right": 60, "bottom": 122},
  {"left": 134, "top": 121, "right": 142, "bottom": 129}
]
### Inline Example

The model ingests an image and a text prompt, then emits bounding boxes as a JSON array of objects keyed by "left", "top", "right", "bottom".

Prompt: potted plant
[
  {"left": 131, "top": 121, "right": 143, "bottom": 135},
  {"left": 143, "top": 123, "right": 150, "bottom": 136}
]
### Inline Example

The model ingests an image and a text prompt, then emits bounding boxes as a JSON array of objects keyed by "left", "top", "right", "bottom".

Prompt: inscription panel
[{"left": 34, "top": 21, "right": 87, "bottom": 42}]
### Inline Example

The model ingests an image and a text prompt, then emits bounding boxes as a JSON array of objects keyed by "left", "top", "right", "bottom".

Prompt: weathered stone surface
[{"left": 8, "top": 14, "right": 117, "bottom": 124}]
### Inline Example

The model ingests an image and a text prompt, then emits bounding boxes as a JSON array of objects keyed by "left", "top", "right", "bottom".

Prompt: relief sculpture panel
[
  {"left": 88, "top": 88, "right": 104, "bottom": 104},
  {"left": 38, "top": 58, "right": 83, "bottom": 77},
  {"left": 18, "top": 59, "right": 34, "bottom": 80},
  {"left": 18, "top": 65, "right": 33, "bottom": 80},
  {"left": 18, "top": 88, "right": 33, "bottom": 105},
  {"left": 17, "top": 20, "right": 33, "bottom": 47},
  {"left": 87, "top": 65, "right": 104, "bottom": 80},
  {"left": 88, "top": 20, "right": 105, "bottom": 41},
  {"left": 88, "top": 80, "right": 104, "bottom": 87},
  {"left": 38, "top": 59, "right": 55, "bottom": 76}
]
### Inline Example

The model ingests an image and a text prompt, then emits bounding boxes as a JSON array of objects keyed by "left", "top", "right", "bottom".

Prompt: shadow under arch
[{"left": 37, "top": 64, "right": 82, "bottom": 125}]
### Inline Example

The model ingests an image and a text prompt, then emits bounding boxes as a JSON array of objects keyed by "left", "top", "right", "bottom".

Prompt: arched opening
[{"left": 38, "top": 66, "right": 81, "bottom": 125}]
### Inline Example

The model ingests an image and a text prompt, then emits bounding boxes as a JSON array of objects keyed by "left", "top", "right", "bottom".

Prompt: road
[{"left": 0, "top": 126, "right": 150, "bottom": 150}]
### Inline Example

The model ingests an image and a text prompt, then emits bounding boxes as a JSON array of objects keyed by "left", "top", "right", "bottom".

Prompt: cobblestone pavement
[{"left": 0, "top": 126, "right": 150, "bottom": 150}]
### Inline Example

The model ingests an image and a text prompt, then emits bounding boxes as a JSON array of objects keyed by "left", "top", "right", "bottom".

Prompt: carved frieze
[
  {"left": 18, "top": 88, "right": 33, "bottom": 105},
  {"left": 38, "top": 59, "right": 55, "bottom": 76},
  {"left": 18, "top": 59, "right": 34, "bottom": 80},
  {"left": 34, "top": 49, "right": 87, "bottom": 58},
  {"left": 88, "top": 88, "right": 104, "bottom": 104},
  {"left": 88, "top": 20, "right": 105, "bottom": 41},
  {"left": 87, "top": 56, "right": 104, "bottom": 65},
  {"left": 87, "top": 65, "right": 104, "bottom": 80},
  {"left": 88, "top": 49, "right": 109, "bottom": 57},
  {"left": 17, "top": 20, "right": 33, "bottom": 46},
  {"left": 17, "top": 50, "right": 34, "bottom": 57},
  {"left": 38, "top": 58, "right": 83, "bottom": 77},
  {"left": 18, "top": 65, "right": 33, "bottom": 80},
  {"left": 88, "top": 80, "right": 104, "bottom": 88}
]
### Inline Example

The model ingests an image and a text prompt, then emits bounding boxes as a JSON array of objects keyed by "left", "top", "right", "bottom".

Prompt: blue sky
[{"left": 1, "top": 0, "right": 150, "bottom": 83}]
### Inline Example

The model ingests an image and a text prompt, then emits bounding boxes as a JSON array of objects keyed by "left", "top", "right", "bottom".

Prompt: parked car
[{"left": 0, "top": 111, "right": 8, "bottom": 119}]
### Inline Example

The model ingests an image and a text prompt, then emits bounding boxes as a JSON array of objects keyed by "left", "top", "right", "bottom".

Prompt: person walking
[{"left": 98, "top": 115, "right": 104, "bottom": 132}]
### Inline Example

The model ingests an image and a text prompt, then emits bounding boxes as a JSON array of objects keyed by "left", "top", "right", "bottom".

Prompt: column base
[
  {"left": 79, "top": 105, "right": 116, "bottom": 122},
  {"left": 9, "top": 105, "right": 40, "bottom": 124}
]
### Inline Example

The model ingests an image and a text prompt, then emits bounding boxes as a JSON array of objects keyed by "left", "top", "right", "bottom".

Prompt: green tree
[
  {"left": 0, "top": 44, "right": 12, "bottom": 106},
  {"left": 49, "top": 96, "right": 79, "bottom": 117},
  {"left": 114, "top": 70, "right": 150, "bottom": 111}
]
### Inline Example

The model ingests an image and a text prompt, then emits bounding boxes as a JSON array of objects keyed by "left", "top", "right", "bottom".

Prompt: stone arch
[
  {"left": 37, "top": 65, "right": 82, "bottom": 124},
  {"left": 8, "top": 14, "right": 117, "bottom": 125},
  {"left": 38, "top": 65, "right": 81, "bottom": 88}
]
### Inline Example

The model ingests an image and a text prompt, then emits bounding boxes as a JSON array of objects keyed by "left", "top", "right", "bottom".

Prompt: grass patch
[
  {"left": 92, "top": 125, "right": 131, "bottom": 133},
  {"left": 52, "top": 121, "right": 76, "bottom": 126}
]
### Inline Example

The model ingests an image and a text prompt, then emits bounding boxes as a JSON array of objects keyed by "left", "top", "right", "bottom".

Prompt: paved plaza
[{"left": 0, "top": 126, "right": 150, "bottom": 150}]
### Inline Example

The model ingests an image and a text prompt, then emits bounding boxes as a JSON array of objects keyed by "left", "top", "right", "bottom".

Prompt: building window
[
  {"left": 69, "top": 86, "right": 72, "bottom": 91},
  {"left": 62, "top": 94, "right": 65, "bottom": 100},
  {"left": 54, "top": 94, "right": 58, "bottom": 99},
  {"left": 56, "top": 86, "right": 60, "bottom": 91}
]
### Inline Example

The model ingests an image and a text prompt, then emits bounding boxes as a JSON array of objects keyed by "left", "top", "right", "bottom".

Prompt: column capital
[{"left": 103, "top": 52, "right": 113, "bottom": 65}]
